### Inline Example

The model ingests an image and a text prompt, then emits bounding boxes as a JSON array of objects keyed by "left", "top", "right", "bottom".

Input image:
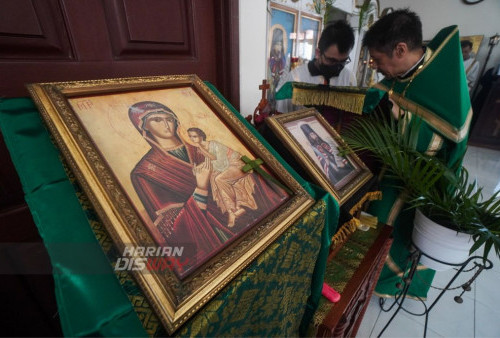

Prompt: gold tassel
[
  {"left": 348, "top": 191, "right": 383, "bottom": 215},
  {"left": 292, "top": 87, "right": 366, "bottom": 114},
  {"left": 359, "top": 213, "right": 378, "bottom": 229},
  {"left": 331, "top": 217, "right": 361, "bottom": 247}
]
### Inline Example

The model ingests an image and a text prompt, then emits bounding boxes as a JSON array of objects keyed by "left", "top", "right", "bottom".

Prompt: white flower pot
[{"left": 412, "top": 209, "right": 473, "bottom": 271}]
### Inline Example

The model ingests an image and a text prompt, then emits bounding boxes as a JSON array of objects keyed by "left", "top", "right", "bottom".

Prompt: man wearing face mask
[{"left": 275, "top": 20, "right": 357, "bottom": 115}]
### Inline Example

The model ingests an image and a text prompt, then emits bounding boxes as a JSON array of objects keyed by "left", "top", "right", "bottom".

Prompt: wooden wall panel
[
  {"left": 0, "top": 0, "right": 73, "bottom": 60},
  {"left": 0, "top": 133, "right": 24, "bottom": 209},
  {"left": 0, "top": 0, "right": 238, "bottom": 108},
  {"left": 103, "top": 0, "right": 195, "bottom": 59},
  {"left": 0, "top": 0, "right": 239, "bottom": 333}
]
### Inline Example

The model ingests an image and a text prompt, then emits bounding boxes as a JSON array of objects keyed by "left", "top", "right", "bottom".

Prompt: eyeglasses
[{"left": 322, "top": 54, "right": 351, "bottom": 65}]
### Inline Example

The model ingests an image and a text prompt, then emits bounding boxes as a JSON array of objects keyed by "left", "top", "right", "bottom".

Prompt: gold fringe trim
[
  {"left": 331, "top": 217, "right": 360, "bottom": 247},
  {"left": 359, "top": 213, "right": 378, "bottom": 228},
  {"left": 292, "top": 87, "right": 365, "bottom": 114},
  {"left": 331, "top": 191, "right": 383, "bottom": 247},
  {"left": 349, "top": 191, "right": 382, "bottom": 215}
]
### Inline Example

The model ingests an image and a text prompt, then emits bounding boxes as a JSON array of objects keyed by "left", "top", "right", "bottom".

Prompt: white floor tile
[
  {"left": 415, "top": 292, "right": 474, "bottom": 337},
  {"left": 475, "top": 300, "right": 500, "bottom": 337},
  {"left": 475, "top": 268, "right": 500, "bottom": 313},
  {"left": 371, "top": 303, "right": 444, "bottom": 338},
  {"left": 463, "top": 146, "right": 500, "bottom": 200},
  {"left": 356, "top": 295, "right": 382, "bottom": 338},
  {"left": 486, "top": 248, "right": 500, "bottom": 274}
]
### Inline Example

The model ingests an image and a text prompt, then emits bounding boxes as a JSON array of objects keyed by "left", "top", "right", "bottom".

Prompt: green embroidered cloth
[
  {"left": 313, "top": 225, "right": 386, "bottom": 327},
  {"left": 0, "top": 82, "right": 339, "bottom": 336}
]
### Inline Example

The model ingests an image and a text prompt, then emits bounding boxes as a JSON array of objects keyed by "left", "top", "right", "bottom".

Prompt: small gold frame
[
  {"left": 460, "top": 35, "right": 484, "bottom": 56},
  {"left": 267, "top": 108, "right": 373, "bottom": 205}
]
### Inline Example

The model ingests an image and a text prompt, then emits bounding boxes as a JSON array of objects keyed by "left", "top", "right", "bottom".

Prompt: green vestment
[{"left": 369, "top": 25, "right": 472, "bottom": 298}]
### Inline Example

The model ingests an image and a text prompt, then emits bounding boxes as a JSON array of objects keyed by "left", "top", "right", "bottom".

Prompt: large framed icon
[{"left": 27, "top": 74, "right": 313, "bottom": 333}]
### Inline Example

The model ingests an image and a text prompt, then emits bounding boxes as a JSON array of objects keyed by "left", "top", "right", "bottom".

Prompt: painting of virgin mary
[{"left": 128, "top": 101, "right": 288, "bottom": 277}]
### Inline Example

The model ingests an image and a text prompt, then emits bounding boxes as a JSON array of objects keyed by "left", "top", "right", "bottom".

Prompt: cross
[{"left": 259, "top": 79, "right": 270, "bottom": 100}]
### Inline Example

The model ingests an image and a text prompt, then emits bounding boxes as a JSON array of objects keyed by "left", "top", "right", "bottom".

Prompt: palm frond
[{"left": 342, "top": 107, "right": 500, "bottom": 261}]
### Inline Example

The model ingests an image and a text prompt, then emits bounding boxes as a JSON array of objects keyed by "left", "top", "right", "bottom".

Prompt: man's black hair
[
  {"left": 461, "top": 40, "right": 473, "bottom": 49},
  {"left": 318, "top": 20, "right": 355, "bottom": 54},
  {"left": 362, "top": 8, "right": 422, "bottom": 56}
]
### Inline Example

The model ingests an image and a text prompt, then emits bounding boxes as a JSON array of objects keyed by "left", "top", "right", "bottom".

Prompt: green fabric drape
[
  {"left": 0, "top": 97, "right": 147, "bottom": 337},
  {"left": 0, "top": 81, "right": 339, "bottom": 336}
]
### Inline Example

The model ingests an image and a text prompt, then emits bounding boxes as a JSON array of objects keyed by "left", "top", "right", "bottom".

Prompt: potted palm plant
[
  {"left": 341, "top": 109, "right": 500, "bottom": 270},
  {"left": 410, "top": 166, "right": 500, "bottom": 270}
]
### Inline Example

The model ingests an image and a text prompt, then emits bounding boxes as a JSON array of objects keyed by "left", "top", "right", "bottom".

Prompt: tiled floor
[{"left": 356, "top": 146, "right": 500, "bottom": 338}]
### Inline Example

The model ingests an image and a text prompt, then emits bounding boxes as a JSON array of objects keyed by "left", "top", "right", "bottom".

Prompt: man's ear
[
  {"left": 394, "top": 42, "right": 408, "bottom": 58},
  {"left": 315, "top": 47, "right": 321, "bottom": 59}
]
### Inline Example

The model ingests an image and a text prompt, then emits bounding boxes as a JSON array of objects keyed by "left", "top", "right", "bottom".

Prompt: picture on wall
[
  {"left": 268, "top": 4, "right": 297, "bottom": 106},
  {"left": 267, "top": 3, "right": 322, "bottom": 109},
  {"left": 460, "top": 35, "right": 484, "bottom": 56}
]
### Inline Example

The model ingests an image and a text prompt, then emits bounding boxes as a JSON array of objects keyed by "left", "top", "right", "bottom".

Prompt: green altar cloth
[{"left": 0, "top": 84, "right": 339, "bottom": 336}]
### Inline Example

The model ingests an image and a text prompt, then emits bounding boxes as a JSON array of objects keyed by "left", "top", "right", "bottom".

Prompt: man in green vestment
[{"left": 362, "top": 9, "right": 472, "bottom": 298}]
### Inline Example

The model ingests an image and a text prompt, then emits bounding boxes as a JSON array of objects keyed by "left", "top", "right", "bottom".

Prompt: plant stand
[{"left": 377, "top": 242, "right": 493, "bottom": 338}]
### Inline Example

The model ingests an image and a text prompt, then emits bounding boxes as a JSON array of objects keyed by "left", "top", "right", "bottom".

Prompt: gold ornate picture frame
[
  {"left": 460, "top": 35, "right": 484, "bottom": 56},
  {"left": 27, "top": 74, "right": 313, "bottom": 333},
  {"left": 266, "top": 108, "right": 372, "bottom": 205}
]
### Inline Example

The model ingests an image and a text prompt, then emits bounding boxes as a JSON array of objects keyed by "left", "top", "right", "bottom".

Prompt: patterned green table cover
[
  {"left": 313, "top": 225, "right": 386, "bottom": 327},
  {"left": 0, "top": 87, "right": 339, "bottom": 337}
]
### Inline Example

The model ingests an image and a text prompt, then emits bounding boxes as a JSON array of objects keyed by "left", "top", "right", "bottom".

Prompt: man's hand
[{"left": 389, "top": 98, "right": 405, "bottom": 119}]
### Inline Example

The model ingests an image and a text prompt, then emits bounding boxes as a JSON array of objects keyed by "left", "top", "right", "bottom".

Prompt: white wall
[
  {"left": 239, "top": 0, "right": 500, "bottom": 115},
  {"left": 239, "top": 0, "right": 268, "bottom": 117},
  {"left": 378, "top": 0, "right": 500, "bottom": 81}
]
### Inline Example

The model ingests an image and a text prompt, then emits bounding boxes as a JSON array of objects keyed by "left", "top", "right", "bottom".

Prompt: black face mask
[
  {"left": 308, "top": 59, "right": 344, "bottom": 82},
  {"left": 319, "top": 62, "right": 344, "bottom": 81}
]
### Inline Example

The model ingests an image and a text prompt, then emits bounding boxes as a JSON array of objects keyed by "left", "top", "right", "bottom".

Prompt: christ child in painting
[{"left": 187, "top": 127, "right": 257, "bottom": 227}]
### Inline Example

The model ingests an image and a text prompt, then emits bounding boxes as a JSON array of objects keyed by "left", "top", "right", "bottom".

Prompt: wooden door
[
  {"left": 0, "top": 0, "right": 239, "bottom": 106},
  {"left": 0, "top": 0, "right": 239, "bottom": 334}
]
